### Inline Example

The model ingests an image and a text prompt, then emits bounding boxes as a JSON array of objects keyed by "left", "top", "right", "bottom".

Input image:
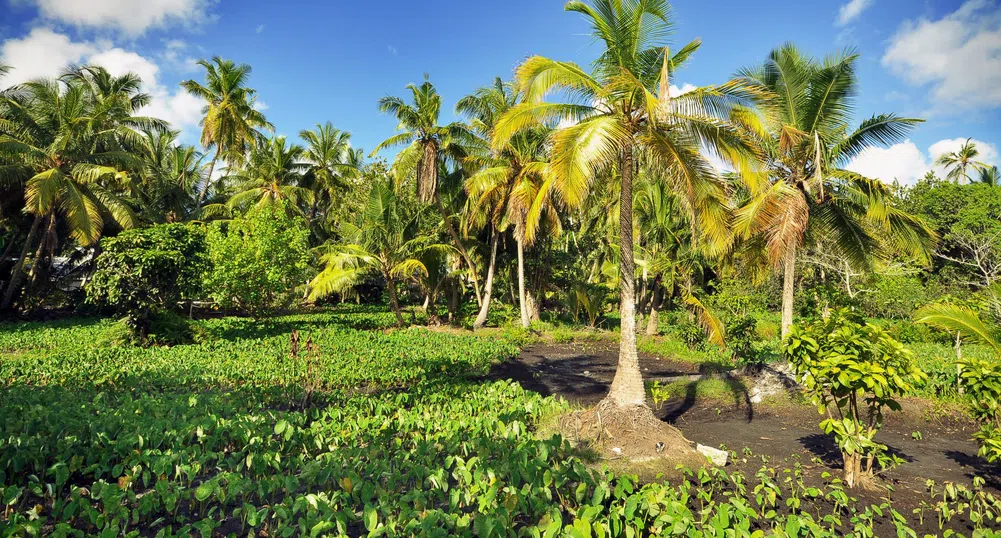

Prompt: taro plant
[{"left": 783, "top": 310, "right": 927, "bottom": 488}]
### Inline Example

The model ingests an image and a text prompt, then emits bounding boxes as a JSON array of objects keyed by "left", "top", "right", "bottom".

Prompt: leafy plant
[{"left": 784, "top": 310, "right": 927, "bottom": 487}]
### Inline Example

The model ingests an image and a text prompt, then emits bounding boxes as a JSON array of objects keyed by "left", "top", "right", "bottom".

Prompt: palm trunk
[
  {"left": 27, "top": 216, "right": 55, "bottom": 287},
  {"left": 2, "top": 214, "right": 44, "bottom": 311},
  {"left": 433, "top": 193, "right": 482, "bottom": 307},
  {"left": 606, "top": 144, "right": 645, "bottom": 407},
  {"left": 646, "top": 275, "right": 662, "bottom": 336},
  {"left": 517, "top": 235, "right": 530, "bottom": 329},
  {"left": 198, "top": 146, "right": 222, "bottom": 205},
  {"left": 384, "top": 269, "right": 405, "bottom": 327},
  {"left": 781, "top": 245, "right": 797, "bottom": 339},
  {"left": 473, "top": 229, "right": 499, "bottom": 330}
]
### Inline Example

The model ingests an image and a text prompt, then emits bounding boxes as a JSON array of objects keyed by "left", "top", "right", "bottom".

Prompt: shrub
[
  {"left": 726, "top": 315, "right": 759, "bottom": 368},
  {"left": 957, "top": 357, "right": 1001, "bottom": 463},
  {"left": 858, "top": 274, "right": 937, "bottom": 320},
  {"left": 204, "top": 205, "right": 312, "bottom": 315},
  {"left": 783, "top": 311, "right": 927, "bottom": 488},
  {"left": 86, "top": 223, "right": 208, "bottom": 339}
]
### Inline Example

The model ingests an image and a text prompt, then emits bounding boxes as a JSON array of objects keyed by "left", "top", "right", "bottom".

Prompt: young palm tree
[
  {"left": 936, "top": 138, "right": 987, "bottom": 184},
  {"left": 460, "top": 78, "right": 559, "bottom": 329},
  {"left": 182, "top": 57, "right": 273, "bottom": 205},
  {"left": 372, "top": 77, "right": 484, "bottom": 306},
  {"left": 308, "top": 180, "right": 449, "bottom": 326},
  {"left": 299, "top": 122, "right": 361, "bottom": 228},
  {"left": 0, "top": 67, "right": 156, "bottom": 310},
  {"left": 733, "top": 44, "right": 935, "bottom": 337},
  {"left": 493, "top": 0, "right": 763, "bottom": 409},
  {"left": 977, "top": 165, "right": 1000, "bottom": 187},
  {"left": 224, "top": 136, "right": 312, "bottom": 215}
]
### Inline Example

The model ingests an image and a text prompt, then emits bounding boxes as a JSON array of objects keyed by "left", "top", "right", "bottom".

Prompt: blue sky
[{"left": 2, "top": 0, "right": 999, "bottom": 184}]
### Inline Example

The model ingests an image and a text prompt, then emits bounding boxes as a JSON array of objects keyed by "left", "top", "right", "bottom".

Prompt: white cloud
[
  {"left": 0, "top": 29, "right": 204, "bottom": 137},
  {"left": 387, "top": 45, "right": 397, "bottom": 56},
  {"left": 0, "top": 28, "right": 96, "bottom": 86},
  {"left": 837, "top": 0, "right": 872, "bottom": 26},
  {"left": 23, "top": 0, "right": 214, "bottom": 36},
  {"left": 252, "top": 100, "right": 269, "bottom": 112},
  {"left": 668, "top": 83, "right": 696, "bottom": 96},
  {"left": 256, "top": 24, "right": 265, "bottom": 34},
  {"left": 882, "top": 0, "right": 1001, "bottom": 112},
  {"left": 847, "top": 137, "right": 999, "bottom": 185}
]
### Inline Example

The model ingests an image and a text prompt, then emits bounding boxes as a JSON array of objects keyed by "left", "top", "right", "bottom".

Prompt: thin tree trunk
[
  {"left": 198, "top": 146, "right": 222, "bottom": 205},
  {"left": 473, "top": 229, "right": 499, "bottom": 330},
  {"left": 517, "top": 235, "right": 530, "bottom": 329},
  {"left": 0, "top": 229, "right": 24, "bottom": 283},
  {"left": 384, "top": 269, "right": 405, "bottom": 327},
  {"left": 646, "top": 275, "right": 662, "bottom": 336},
  {"left": 606, "top": 144, "right": 645, "bottom": 407},
  {"left": 27, "top": 216, "right": 54, "bottom": 287},
  {"left": 433, "top": 193, "right": 482, "bottom": 306},
  {"left": 955, "top": 331, "right": 963, "bottom": 395},
  {"left": 2, "top": 214, "right": 44, "bottom": 311},
  {"left": 781, "top": 245, "right": 797, "bottom": 339}
]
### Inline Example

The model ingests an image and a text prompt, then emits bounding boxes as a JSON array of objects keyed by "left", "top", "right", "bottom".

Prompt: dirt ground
[{"left": 489, "top": 342, "right": 1001, "bottom": 536}]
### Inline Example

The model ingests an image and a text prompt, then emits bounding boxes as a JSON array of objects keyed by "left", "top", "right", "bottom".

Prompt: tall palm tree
[
  {"left": 936, "top": 138, "right": 987, "bottom": 184},
  {"left": 299, "top": 122, "right": 361, "bottom": 228},
  {"left": 224, "top": 135, "right": 312, "bottom": 215},
  {"left": 734, "top": 44, "right": 935, "bottom": 337},
  {"left": 372, "top": 77, "right": 484, "bottom": 306},
  {"left": 134, "top": 128, "right": 204, "bottom": 223},
  {"left": 182, "top": 57, "right": 273, "bottom": 205},
  {"left": 0, "top": 67, "right": 157, "bottom": 310},
  {"left": 494, "top": 0, "right": 763, "bottom": 408},
  {"left": 977, "top": 165, "right": 1000, "bottom": 187},
  {"left": 460, "top": 78, "right": 559, "bottom": 329}
]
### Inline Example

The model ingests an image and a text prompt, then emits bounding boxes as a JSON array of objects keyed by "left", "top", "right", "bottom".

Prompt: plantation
[{"left": 3, "top": 0, "right": 1001, "bottom": 535}]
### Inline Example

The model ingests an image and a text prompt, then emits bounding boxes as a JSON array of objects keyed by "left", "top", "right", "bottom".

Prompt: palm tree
[
  {"left": 182, "top": 57, "right": 273, "bottom": 205},
  {"left": 494, "top": 0, "right": 763, "bottom": 409},
  {"left": 734, "top": 44, "right": 935, "bottom": 338},
  {"left": 977, "top": 165, "right": 1000, "bottom": 187},
  {"left": 133, "top": 128, "right": 204, "bottom": 223},
  {"left": 299, "top": 122, "right": 361, "bottom": 228},
  {"left": 372, "top": 77, "right": 484, "bottom": 306},
  {"left": 307, "top": 179, "right": 449, "bottom": 326},
  {"left": 224, "top": 136, "right": 312, "bottom": 215},
  {"left": 0, "top": 67, "right": 157, "bottom": 310},
  {"left": 936, "top": 138, "right": 987, "bottom": 184},
  {"left": 459, "top": 78, "right": 559, "bottom": 329}
]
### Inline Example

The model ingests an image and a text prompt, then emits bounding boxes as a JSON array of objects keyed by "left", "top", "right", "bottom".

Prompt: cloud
[
  {"left": 256, "top": 24, "right": 265, "bottom": 34},
  {"left": 1, "top": 29, "right": 204, "bottom": 137},
  {"left": 20, "top": 0, "right": 214, "bottom": 36},
  {"left": 252, "top": 100, "right": 269, "bottom": 112},
  {"left": 387, "top": 45, "right": 397, "bottom": 56},
  {"left": 669, "top": 83, "right": 696, "bottom": 96},
  {"left": 846, "top": 137, "right": 999, "bottom": 185},
  {"left": 882, "top": 0, "right": 1001, "bottom": 112},
  {"left": 837, "top": 0, "right": 872, "bottom": 26}
]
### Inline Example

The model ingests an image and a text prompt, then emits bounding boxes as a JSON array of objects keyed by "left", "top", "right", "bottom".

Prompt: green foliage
[
  {"left": 204, "top": 204, "right": 312, "bottom": 315},
  {"left": 784, "top": 311, "right": 927, "bottom": 487},
  {"left": 86, "top": 223, "right": 208, "bottom": 337},
  {"left": 957, "top": 357, "right": 1001, "bottom": 463},
  {"left": 857, "top": 274, "right": 940, "bottom": 320}
]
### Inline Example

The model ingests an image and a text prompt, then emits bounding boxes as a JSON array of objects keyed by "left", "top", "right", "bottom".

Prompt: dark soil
[{"left": 489, "top": 341, "right": 1001, "bottom": 536}]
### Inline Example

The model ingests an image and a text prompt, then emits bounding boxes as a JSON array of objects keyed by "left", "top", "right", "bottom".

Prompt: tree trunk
[
  {"left": 781, "top": 245, "right": 797, "bottom": 340},
  {"left": 646, "top": 275, "right": 662, "bottom": 336},
  {"left": 606, "top": 144, "right": 645, "bottom": 407},
  {"left": 526, "top": 290, "right": 540, "bottom": 322},
  {"left": 384, "top": 270, "right": 405, "bottom": 327},
  {"left": 472, "top": 229, "right": 499, "bottom": 330},
  {"left": 198, "top": 146, "right": 222, "bottom": 205},
  {"left": 2, "top": 214, "right": 44, "bottom": 311},
  {"left": 27, "top": 216, "right": 55, "bottom": 287},
  {"left": 955, "top": 331, "right": 963, "bottom": 395},
  {"left": 517, "top": 235, "right": 530, "bottom": 329},
  {"left": 433, "top": 193, "right": 482, "bottom": 307}
]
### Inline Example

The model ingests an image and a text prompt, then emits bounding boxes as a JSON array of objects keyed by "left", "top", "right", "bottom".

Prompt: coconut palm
[
  {"left": 460, "top": 78, "right": 559, "bottom": 329},
  {"left": 936, "top": 138, "right": 987, "bottom": 184},
  {"left": 734, "top": 44, "right": 935, "bottom": 338},
  {"left": 308, "top": 179, "right": 450, "bottom": 326},
  {"left": 133, "top": 128, "right": 204, "bottom": 223},
  {"left": 977, "top": 165, "right": 1000, "bottom": 187},
  {"left": 493, "top": 0, "right": 763, "bottom": 409},
  {"left": 223, "top": 135, "right": 312, "bottom": 215},
  {"left": 0, "top": 67, "right": 158, "bottom": 310},
  {"left": 372, "top": 77, "right": 484, "bottom": 306},
  {"left": 299, "top": 122, "right": 361, "bottom": 228},
  {"left": 182, "top": 57, "right": 273, "bottom": 205}
]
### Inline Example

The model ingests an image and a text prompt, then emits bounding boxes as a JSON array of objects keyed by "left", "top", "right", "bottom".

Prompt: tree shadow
[
  {"left": 798, "top": 433, "right": 915, "bottom": 468},
  {"left": 660, "top": 375, "right": 753, "bottom": 423},
  {"left": 944, "top": 450, "right": 1001, "bottom": 489}
]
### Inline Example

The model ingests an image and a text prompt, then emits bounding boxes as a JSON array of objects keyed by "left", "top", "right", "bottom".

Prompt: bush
[
  {"left": 784, "top": 310, "right": 927, "bottom": 488},
  {"left": 726, "top": 315, "right": 760, "bottom": 368},
  {"left": 204, "top": 205, "right": 312, "bottom": 315},
  {"left": 86, "top": 223, "right": 208, "bottom": 339},
  {"left": 858, "top": 274, "right": 938, "bottom": 320},
  {"left": 958, "top": 357, "right": 1001, "bottom": 463}
]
